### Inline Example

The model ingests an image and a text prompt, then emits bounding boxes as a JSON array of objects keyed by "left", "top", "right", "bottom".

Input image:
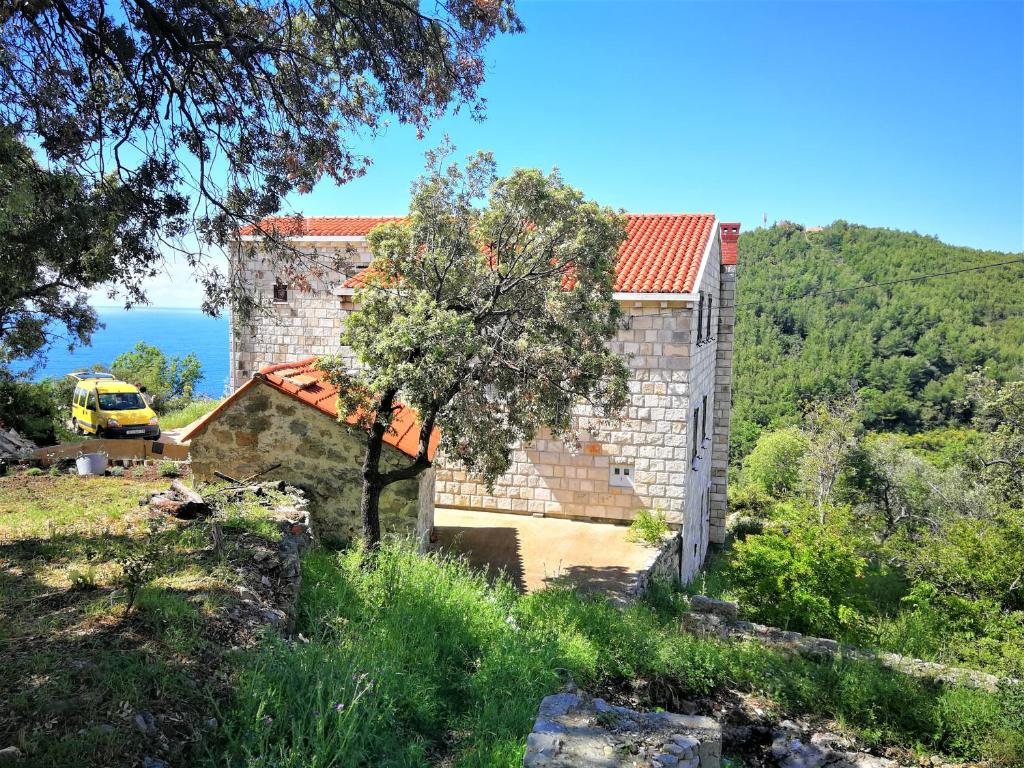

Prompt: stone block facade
[
  {"left": 189, "top": 379, "right": 433, "bottom": 548},
  {"left": 229, "top": 219, "right": 737, "bottom": 584}
]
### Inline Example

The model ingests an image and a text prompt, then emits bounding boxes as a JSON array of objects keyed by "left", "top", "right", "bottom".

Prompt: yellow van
[{"left": 68, "top": 372, "right": 160, "bottom": 439}]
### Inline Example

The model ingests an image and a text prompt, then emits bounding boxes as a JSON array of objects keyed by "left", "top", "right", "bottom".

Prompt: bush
[
  {"left": 742, "top": 427, "right": 809, "bottom": 497},
  {"left": 111, "top": 342, "right": 202, "bottom": 411},
  {"left": 0, "top": 373, "right": 73, "bottom": 445},
  {"left": 625, "top": 508, "right": 670, "bottom": 546},
  {"left": 724, "top": 517, "right": 868, "bottom": 637}
]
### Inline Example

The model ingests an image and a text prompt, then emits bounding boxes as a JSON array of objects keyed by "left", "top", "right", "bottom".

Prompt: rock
[
  {"left": 142, "top": 758, "right": 170, "bottom": 768},
  {"left": 523, "top": 689, "right": 721, "bottom": 768},
  {"left": 0, "top": 746, "right": 22, "bottom": 764},
  {"left": 134, "top": 710, "right": 157, "bottom": 736},
  {"left": 204, "top": 718, "right": 218, "bottom": 730},
  {"left": 688, "top": 595, "right": 738, "bottom": 621}
]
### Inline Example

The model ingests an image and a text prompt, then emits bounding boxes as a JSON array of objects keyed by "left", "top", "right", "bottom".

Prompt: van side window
[{"left": 87, "top": 391, "right": 98, "bottom": 410}]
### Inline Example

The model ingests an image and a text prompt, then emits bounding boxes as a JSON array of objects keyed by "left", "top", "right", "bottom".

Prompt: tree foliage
[
  {"left": 0, "top": 0, "right": 521, "bottom": 310},
  {"left": 111, "top": 341, "right": 203, "bottom": 409},
  {"left": 0, "top": 126, "right": 147, "bottom": 364},
  {"left": 320, "top": 149, "right": 629, "bottom": 547},
  {"left": 732, "top": 222, "right": 1024, "bottom": 459}
]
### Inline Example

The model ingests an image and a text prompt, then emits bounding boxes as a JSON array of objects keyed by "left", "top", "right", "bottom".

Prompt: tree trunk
[{"left": 360, "top": 421, "right": 386, "bottom": 552}]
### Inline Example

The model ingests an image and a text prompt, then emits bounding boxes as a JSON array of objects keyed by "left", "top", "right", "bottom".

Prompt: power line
[{"left": 729, "top": 257, "right": 1024, "bottom": 310}]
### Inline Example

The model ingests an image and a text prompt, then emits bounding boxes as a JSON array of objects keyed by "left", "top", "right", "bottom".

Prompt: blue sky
[{"left": 139, "top": 0, "right": 1023, "bottom": 307}]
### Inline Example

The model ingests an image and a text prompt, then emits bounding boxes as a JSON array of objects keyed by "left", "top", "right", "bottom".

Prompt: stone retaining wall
[{"left": 682, "top": 596, "right": 1014, "bottom": 692}]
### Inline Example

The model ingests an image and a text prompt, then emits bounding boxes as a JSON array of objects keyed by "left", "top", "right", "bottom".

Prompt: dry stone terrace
[{"left": 229, "top": 214, "right": 739, "bottom": 584}]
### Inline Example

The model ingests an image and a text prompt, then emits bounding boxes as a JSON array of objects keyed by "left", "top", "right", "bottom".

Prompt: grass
[
  {"left": 0, "top": 471, "right": 291, "bottom": 767},
  {"left": 208, "top": 542, "right": 1024, "bottom": 767},
  {"left": 625, "top": 507, "right": 671, "bottom": 546},
  {"left": 158, "top": 398, "right": 221, "bottom": 430}
]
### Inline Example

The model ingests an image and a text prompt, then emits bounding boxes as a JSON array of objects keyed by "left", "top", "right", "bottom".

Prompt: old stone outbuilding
[{"left": 182, "top": 358, "right": 438, "bottom": 548}]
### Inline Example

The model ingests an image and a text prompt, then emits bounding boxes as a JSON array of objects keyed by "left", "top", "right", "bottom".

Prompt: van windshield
[{"left": 98, "top": 392, "right": 146, "bottom": 411}]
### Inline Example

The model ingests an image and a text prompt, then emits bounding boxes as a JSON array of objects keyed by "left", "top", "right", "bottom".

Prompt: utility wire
[{"left": 728, "top": 257, "right": 1024, "bottom": 310}]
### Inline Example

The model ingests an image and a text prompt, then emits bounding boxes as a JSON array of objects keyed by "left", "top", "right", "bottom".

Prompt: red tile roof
[
  {"left": 616, "top": 214, "right": 716, "bottom": 293},
  {"left": 253, "top": 213, "right": 735, "bottom": 294},
  {"left": 181, "top": 357, "right": 439, "bottom": 460},
  {"left": 239, "top": 216, "right": 402, "bottom": 238}
]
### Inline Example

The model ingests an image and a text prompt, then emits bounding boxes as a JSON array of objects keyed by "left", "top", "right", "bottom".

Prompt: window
[
  {"left": 609, "top": 464, "right": 634, "bottom": 488},
  {"left": 87, "top": 391, "right": 98, "bottom": 410},
  {"left": 702, "top": 395, "right": 708, "bottom": 442},
  {"left": 98, "top": 392, "right": 146, "bottom": 411},
  {"left": 706, "top": 294, "right": 714, "bottom": 340},
  {"left": 273, "top": 282, "right": 288, "bottom": 303},
  {"left": 696, "top": 294, "right": 704, "bottom": 344},
  {"left": 691, "top": 406, "right": 700, "bottom": 465}
]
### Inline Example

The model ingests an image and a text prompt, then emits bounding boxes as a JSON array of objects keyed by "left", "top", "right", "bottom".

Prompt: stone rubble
[{"left": 523, "top": 688, "right": 721, "bottom": 768}]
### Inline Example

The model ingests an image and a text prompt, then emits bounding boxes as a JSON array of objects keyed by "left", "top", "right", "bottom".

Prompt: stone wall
[
  {"left": 708, "top": 266, "right": 736, "bottom": 545},
  {"left": 189, "top": 380, "right": 433, "bottom": 548},
  {"left": 229, "top": 241, "right": 372, "bottom": 390}
]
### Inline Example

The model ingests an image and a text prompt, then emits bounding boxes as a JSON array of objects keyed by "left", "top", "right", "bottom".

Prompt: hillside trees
[
  {"left": 319, "top": 150, "right": 629, "bottom": 549},
  {"left": 0, "top": 0, "right": 521, "bottom": 315},
  {"left": 731, "top": 222, "right": 1024, "bottom": 459}
]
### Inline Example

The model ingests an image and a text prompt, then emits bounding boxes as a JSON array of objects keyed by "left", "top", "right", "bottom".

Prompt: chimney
[{"left": 720, "top": 222, "right": 741, "bottom": 266}]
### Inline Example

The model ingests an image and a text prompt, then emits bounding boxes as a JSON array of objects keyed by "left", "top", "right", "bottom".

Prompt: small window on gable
[
  {"left": 696, "top": 294, "right": 704, "bottom": 343},
  {"left": 273, "top": 282, "right": 288, "bottom": 303},
  {"left": 609, "top": 464, "right": 634, "bottom": 488},
  {"left": 706, "top": 294, "right": 714, "bottom": 340}
]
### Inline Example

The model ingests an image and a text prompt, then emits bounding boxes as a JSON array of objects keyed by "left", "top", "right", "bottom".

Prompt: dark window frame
[
  {"left": 696, "top": 294, "right": 704, "bottom": 344},
  {"left": 691, "top": 406, "right": 700, "bottom": 465},
  {"left": 706, "top": 294, "right": 714, "bottom": 340},
  {"left": 702, "top": 394, "right": 708, "bottom": 442},
  {"left": 273, "top": 282, "right": 289, "bottom": 303}
]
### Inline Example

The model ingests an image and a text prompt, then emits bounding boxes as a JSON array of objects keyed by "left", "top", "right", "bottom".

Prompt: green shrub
[
  {"left": 111, "top": 342, "right": 202, "bottom": 411},
  {"left": 742, "top": 427, "right": 809, "bottom": 497},
  {"left": 724, "top": 519, "right": 868, "bottom": 637},
  {"left": 24, "top": 466, "right": 44, "bottom": 476},
  {"left": 625, "top": 508, "right": 670, "bottom": 546},
  {"left": 158, "top": 461, "right": 180, "bottom": 478}
]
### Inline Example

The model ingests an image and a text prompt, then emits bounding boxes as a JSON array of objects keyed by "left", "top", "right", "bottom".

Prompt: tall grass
[
  {"left": 207, "top": 543, "right": 1023, "bottom": 768},
  {"left": 158, "top": 398, "right": 221, "bottom": 430}
]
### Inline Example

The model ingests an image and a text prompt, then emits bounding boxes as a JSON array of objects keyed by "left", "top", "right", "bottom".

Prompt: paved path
[{"left": 433, "top": 507, "right": 661, "bottom": 599}]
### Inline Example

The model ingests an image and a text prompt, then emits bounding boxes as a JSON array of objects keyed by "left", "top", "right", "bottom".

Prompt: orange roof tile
[
  {"left": 181, "top": 357, "right": 439, "bottom": 461},
  {"left": 239, "top": 216, "right": 403, "bottom": 238},
  {"left": 339, "top": 213, "right": 725, "bottom": 294}
]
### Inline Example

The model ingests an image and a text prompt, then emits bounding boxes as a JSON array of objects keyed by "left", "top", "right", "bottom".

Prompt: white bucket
[{"left": 76, "top": 452, "right": 108, "bottom": 476}]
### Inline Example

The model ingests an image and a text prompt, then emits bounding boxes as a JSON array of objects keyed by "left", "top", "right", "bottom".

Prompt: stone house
[
  {"left": 182, "top": 358, "right": 438, "bottom": 548},
  {"left": 229, "top": 214, "right": 739, "bottom": 582}
]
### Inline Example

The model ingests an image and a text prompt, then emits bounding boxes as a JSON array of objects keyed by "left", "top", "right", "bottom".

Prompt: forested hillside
[{"left": 731, "top": 221, "right": 1024, "bottom": 458}]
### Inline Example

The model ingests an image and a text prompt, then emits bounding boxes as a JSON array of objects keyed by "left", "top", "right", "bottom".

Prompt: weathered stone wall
[
  {"left": 189, "top": 381, "right": 433, "bottom": 548},
  {"left": 708, "top": 266, "right": 736, "bottom": 545},
  {"left": 229, "top": 241, "right": 372, "bottom": 390}
]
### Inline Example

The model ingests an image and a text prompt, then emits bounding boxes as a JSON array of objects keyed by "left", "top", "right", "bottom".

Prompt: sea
[{"left": 14, "top": 307, "right": 231, "bottom": 398}]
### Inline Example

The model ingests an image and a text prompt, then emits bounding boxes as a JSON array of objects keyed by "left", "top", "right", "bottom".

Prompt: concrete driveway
[{"left": 433, "top": 507, "right": 666, "bottom": 600}]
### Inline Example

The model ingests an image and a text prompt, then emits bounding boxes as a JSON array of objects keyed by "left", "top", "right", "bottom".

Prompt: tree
[
  {"left": 800, "top": 397, "right": 861, "bottom": 522},
  {"left": 742, "top": 426, "right": 808, "bottom": 497},
  {"left": 0, "top": 0, "right": 522, "bottom": 313},
  {"left": 0, "top": 126, "right": 147, "bottom": 364},
  {"left": 111, "top": 342, "right": 203, "bottom": 409},
  {"left": 319, "top": 149, "right": 630, "bottom": 549}
]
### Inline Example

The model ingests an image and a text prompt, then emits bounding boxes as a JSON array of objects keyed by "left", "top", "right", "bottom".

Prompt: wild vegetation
[
  {"left": 691, "top": 376, "right": 1023, "bottom": 694},
  {"left": 731, "top": 221, "right": 1024, "bottom": 459}
]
